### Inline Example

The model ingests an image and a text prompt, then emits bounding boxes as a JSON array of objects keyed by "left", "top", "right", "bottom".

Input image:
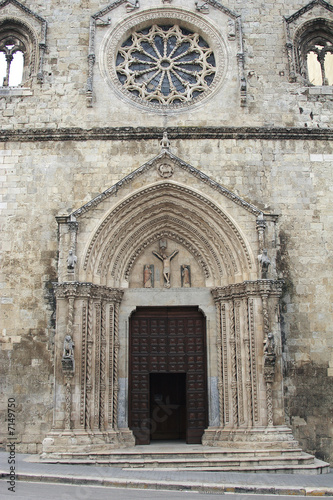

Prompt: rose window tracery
[{"left": 115, "top": 24, "right": 216, "bottom": 105}]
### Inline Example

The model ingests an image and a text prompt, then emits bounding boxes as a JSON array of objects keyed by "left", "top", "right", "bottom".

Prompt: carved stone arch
[{"left": 82, "top": 181, "right": 256, "bottom": 288}]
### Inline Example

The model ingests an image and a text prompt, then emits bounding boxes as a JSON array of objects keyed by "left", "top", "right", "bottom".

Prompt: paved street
[
  {"left": 1, "top": 451, "right": 333, "bottom": 497},
  {"left": 2, "top": 481, "right": 333, "bottom": 500}
]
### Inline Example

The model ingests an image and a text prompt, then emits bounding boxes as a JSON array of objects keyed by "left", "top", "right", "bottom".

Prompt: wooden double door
[{"left": 129, "top": 307, "right": 207, "bottom": 444}]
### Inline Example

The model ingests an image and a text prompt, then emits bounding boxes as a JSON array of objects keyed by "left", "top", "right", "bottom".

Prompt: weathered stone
[{"left": 0, "top": 0, "right": 332, "bottom": 467}]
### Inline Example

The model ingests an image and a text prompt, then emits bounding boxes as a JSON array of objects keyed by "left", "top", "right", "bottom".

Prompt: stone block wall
[{"left": 0, "top": 0, "right": 332, "bottom": 462}]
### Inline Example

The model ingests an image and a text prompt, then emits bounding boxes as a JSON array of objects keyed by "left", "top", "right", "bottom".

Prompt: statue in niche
[
  {"left": 258, "top": 248, "right": 270, "bottom": 278},
  {"left": 153, "top": 248, "right": 178, "bottom": 288},
  {"left": 264, "top": 332, "right": 276, "bottom": 369},
  {"left": 143, "top": 264, "right": 154, "bottom": 288},
  {"left": 63, "top": 335, "right": 75, "bottom": 358},
  {"left": 62, "top": 335, "right": 75, "bottom": 372},
  {"left": 67, "top": 249, "right": 77, "bottom": 270},
  {"left": 181, "top": 265, "right": 191, "bottom": 287}
]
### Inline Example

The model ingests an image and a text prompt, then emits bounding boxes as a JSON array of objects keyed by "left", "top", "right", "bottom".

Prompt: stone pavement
[{"left": 1, "top": 451, "right": 333, "bottom": 496}]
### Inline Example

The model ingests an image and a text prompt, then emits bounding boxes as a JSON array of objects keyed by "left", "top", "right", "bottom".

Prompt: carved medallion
[{"left": 158, "top": 162, "right": 174, "bottom": 178}]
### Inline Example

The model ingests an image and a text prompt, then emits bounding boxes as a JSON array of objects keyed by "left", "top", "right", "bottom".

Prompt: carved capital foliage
[
  {"left": 53, "top": 282, "right": 124, "bottom": 303},
  {"left": 211, "top": 279, "right": 284, "bottom": 302}
]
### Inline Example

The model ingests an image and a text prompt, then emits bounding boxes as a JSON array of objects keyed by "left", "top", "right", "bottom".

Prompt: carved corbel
[
  {"left": 228, "top": 18, "right": 236, "bottom": 41},
  {"left": 126, "top": 0, "right": 139, "bottom": 12},
  {"left": 195, "top": 1, "right": 209, "bottom": 14}
]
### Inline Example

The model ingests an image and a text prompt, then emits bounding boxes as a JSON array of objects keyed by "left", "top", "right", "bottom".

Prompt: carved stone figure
[
  {"left": 258, "top": 248, "right": 270, "bottom": 278},
  {"left": 153, "top": 248, "right": 179, "bottom": 288},
  {"left": 160, "top": 131, "right": 170, "bottom": 150},
  {"left": 158, "top": 163, "right": 174, "bottom": 178},
  {"left": 264, "top": 332, "right": 276, "bottom": 371},
  {"left": 181, "top": 265, "right": 191, "bottom": 287},
  {"left": 195, "top": 1, "right": 209, "bottom": 14},
  {"left": 67, "top": 249, "right": 77, "bottom": 270},
  {"left": 143, "top": 264, "right": 153, "bottom": 288},
  {"left": 62, "top": 335, "right": 75, "bottom": 372},
  {"left": 63, "top": 335, "right": 75, "bottom": 358}
]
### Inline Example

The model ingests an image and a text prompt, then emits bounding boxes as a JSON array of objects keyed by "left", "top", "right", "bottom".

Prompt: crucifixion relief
[{"left": 152, "top": 241, "right": 178, "bottom": 288}]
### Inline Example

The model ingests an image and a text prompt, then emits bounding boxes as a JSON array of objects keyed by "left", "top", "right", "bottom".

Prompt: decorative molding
[
  {"left": 248, "top": 298, "right": 259, "bottom": 424},
  {"left": 72, "top": 152, "right": 261, "bottom": 220},
  {"left": 235, "top": 299, "right": 244, "bottom": 425},
  {"left": 229, "top": 300, "right": 238, "bottom": 426},
  {"left": 53, "top": 283, "right": 124, "bottom": 435},
  {"left": 53, "top": 282, "right": 124, "bottom": 302},
  {"left": 1, "top": 126, "right": 332, "bottom": 143},
  {"left": 212, "top": 280, "right": 284, "bottom": 301},
  {"left": 284, "top": 0, "right": 333, "bottom": 25},
  {"left": 80, "top": 302, "right": 87, "bottom": 429},
  {"left": 221, "top": 303, "right": 229, "bottom": 424},
  {"left": 80, "top": 182, "right": 255, "bottom": 286},
  {"left": 100, "top": 8, "right": 228, "bottom": 112},
  {"left": 88, "top": 1, "right": 245, "bottom": 108}
]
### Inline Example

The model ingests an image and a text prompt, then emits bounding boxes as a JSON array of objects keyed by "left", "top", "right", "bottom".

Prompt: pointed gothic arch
[{"left": 82, "top": 181, "right": 257, "bottom": 288}]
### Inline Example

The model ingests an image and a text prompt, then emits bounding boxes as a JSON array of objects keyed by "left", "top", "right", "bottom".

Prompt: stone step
[{"left": 41, "top": 451, "right": 331, "bottom": 473}]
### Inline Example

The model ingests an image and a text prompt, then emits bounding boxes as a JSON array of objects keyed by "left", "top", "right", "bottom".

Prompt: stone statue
[
  {"left": 153, "top": 249, "right": 178, "bottom": 288},
  {"left": 67, "top": 249, "right": 77, "bottom": 270},
  {"left": 63, "top": 335, "right": 74, "bottom": 359},
  {"left": 181, "top": 265, "right": 191, "bottom": 287},
  {"left": 143, "top": 264, "right": 153, "bottom": 288},
  {"left": 160, "top": 131, "right": 170, "bottom": 150},
  {"left": 264, "top": 332, "right": 276, "bottom": 366},
  {"left": 258, "top": 248, "right": 270, "bottom": 278}
]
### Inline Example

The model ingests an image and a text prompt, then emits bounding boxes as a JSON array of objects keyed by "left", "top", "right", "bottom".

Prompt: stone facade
[{"left": 0, "top": 0, "right": 333, "bottom": 464}]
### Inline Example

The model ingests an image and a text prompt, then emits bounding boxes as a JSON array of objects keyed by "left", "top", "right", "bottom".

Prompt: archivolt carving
[
  {"left": 96, "top": 208, "right": 220, "bottom": 277},
  {"left": 83, "top": 183, "right": 254, "bottom": 286},
  {"left": 99, "top": 211, "right": 233, "bottom": 280}
]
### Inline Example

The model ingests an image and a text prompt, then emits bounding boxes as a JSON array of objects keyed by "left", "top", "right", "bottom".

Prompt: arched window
[
  {"left": 296, "top": 19, "right": 333, "bottom": 86},
  {"left": 0, "top": 3, "right": 47, "bottom": 90},
  {"left": 0, "top": 35, "right": 25, "bottom": 86}
]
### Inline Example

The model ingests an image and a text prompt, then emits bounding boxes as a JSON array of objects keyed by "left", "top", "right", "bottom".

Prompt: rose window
[{"left": 115, "top": 25, "right": 216, "bottom": 105}]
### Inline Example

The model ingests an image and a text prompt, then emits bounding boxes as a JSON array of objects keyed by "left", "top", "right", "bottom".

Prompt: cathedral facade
[{"left": 1, "top": 0, "right": 333, "bottom": 466}]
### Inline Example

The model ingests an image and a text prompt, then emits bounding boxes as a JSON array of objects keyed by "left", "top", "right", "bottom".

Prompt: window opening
[
  {"left": 0, "top": 36, "right": 25, "bottom": 87},
  {"left": 116, "top": 24, "right": 216, "bottom": 105},
  {"left": 306, "top": 40, "right": 333, "bottom": 85}
]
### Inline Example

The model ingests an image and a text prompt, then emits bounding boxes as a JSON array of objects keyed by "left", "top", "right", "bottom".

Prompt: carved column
[
  {"left": 229, "top": 299, "right": 238, "bottom": 427},
  {"left": 216, "top": 302, "right": 224, "bottom": 427},
  {"left": 53, "top": 282, "right": 124, "bottom": 435},
  {"left": 205, "top": 280, "right": 284, "bottom": 445},
  {"left": 64, "top": 373, "right": 74, "bottom": 430}
]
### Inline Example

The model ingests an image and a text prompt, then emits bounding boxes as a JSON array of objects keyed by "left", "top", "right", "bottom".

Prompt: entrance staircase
[{"left": 41, "top": 441, "right": 330, "bottom": 474}]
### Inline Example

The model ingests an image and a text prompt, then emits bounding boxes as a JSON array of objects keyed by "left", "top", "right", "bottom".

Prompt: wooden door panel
[{"left": 129, "top": 307, "right": 207, "bottom": 444}]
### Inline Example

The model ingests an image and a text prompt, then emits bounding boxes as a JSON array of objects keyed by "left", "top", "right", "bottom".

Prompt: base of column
[
  {"left": 41, "top": 428, "right": 135, "bottom": 458},
  {"left": 202, "top": 425, "right": 300, "bottom": 450}
]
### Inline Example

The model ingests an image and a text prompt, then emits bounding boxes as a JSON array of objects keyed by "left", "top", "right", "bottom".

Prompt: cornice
[
  {"left": 211, "top": 279, "right": 284, "bottom": 300},
  {"left": 53, "top": 282, "right": 124, "bottom": 301},
  {"left": 0, "top": 126, "right": 332, "bottom": 142}
]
